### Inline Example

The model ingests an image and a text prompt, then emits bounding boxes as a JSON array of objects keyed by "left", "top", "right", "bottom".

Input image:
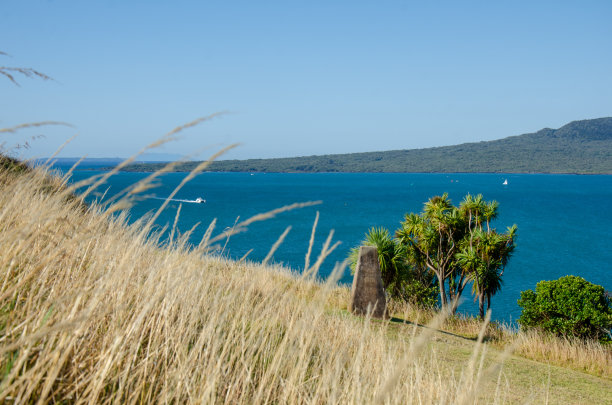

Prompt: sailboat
[{"left": 502, "top": 179, "right": 508, "bottom": 185}]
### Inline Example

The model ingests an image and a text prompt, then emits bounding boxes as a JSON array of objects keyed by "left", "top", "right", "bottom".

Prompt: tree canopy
[{"left": 351, "top": 193, "right": 517, "bottom": 319}]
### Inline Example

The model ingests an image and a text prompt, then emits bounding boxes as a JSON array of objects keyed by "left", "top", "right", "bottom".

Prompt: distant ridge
[{"left": 122, "top": 117, "right": 612, "bottom": 174}]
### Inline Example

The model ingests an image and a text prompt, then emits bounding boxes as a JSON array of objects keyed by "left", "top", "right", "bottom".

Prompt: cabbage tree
[{"left": 396, "top": 193, "right": 517, "bottom": 316}]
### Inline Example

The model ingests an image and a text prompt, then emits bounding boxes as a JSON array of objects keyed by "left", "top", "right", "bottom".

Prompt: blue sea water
[{"left": 65, "top": 166, "right": 611, "bottom": 323}]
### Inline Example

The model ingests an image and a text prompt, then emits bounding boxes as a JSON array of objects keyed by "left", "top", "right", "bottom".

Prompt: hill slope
[
  {"left": 123, "top": 117, "right": 612, "bottom": 174},
  {"left": 1, "top": 156, "right": 611, "bottom": 403}
]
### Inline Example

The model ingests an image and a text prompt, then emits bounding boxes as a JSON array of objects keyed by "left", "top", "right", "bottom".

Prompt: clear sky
[{"left": 2, "top": 0, "right": 612, "bottom": 160}]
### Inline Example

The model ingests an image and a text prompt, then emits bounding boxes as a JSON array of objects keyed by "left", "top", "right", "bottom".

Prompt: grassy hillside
[
  {"left": 1, "top": 156, "right": 610, "bottom": 403},
  {"left": 122, "top": 117, "right": 612, "bottom": 174}
]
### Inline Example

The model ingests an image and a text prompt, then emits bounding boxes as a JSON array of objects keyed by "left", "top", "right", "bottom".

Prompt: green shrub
[{"left": 517, "top": 275, "right": 612, "bottom": 342}]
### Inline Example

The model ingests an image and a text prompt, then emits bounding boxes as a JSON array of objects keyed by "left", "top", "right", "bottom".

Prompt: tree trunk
[
  {"left": 451, "top": 296, "right": 460, "bottom": 315},
  {"left": 450, "top": 275, "right": 467, "bottom": 315},
  {"left": 478, "top": 291, "right": 485, "bottom": 320},
  {"left": 437, "top": 274, "right": 447, "bottom": 311}
]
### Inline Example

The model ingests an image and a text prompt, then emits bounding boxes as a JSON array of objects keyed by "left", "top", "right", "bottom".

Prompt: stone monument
[{"left": 349, "top": 246, "right": 387, "bottom": 318}]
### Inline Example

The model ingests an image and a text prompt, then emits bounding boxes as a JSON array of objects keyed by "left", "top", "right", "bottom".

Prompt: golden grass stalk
[
  {"left": 304, "top": 210, "right": 319, "bottom": 271},
  {"left": 206, "top": 201, "right": 322, "bottom": 246},
  {"left": 263, "top": 226, "right": 292, "bottom": 265},
  {"left": 0, "top": 121, "right": 73, "bottom": 134},
  {"left": 79, "top": 113, "right": 226, "bottom": 200},
  {"left": 145, "top": 143, "right": 239, "bottom": 229}
]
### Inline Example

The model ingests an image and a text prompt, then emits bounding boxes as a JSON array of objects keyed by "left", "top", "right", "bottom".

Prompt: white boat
[
  {"left": 502, "top": 179, "right": 508, "bottom": 185},
  {"left": 195, "top": 197, "right": 206, "bottom": 203}
]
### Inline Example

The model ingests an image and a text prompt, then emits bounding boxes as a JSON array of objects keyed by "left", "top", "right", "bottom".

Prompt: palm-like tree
[
  {"left": 460, "top": 194, "right": 499, "bottom": 231},
  {"left": 349, "top": 227, "right": 409, "bottom": 298},
  {"left": 397, "top": 194, "right": 467, "bottom": 311},
  {"left": 482, "top": 201, "right": 499, "bottom": 231},
  {"left": 460, "top": 193, "right": 485, "bottom": 229},
  {"left": 454, "top": 246, "right": 480, "bottom": 313},
  {"left": 456, "top": 226, "right": 516, "bottom": 319},
  {"left": 357, "top": 193, "right": 516, "bottom": 318}
]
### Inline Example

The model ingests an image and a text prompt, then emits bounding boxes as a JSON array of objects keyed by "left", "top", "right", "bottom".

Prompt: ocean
[{"left": 63, "top": 165, "right": 611, "bottom": 323}]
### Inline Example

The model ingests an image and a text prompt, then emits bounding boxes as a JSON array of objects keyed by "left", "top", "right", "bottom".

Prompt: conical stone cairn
[{"left": 349, "top": 246, "right": 387, "bottom": 319}]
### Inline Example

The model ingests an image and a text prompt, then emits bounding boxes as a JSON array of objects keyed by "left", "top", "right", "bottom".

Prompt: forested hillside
[{"left": 122, "top": 118, "right": 612, "bottom": 174}]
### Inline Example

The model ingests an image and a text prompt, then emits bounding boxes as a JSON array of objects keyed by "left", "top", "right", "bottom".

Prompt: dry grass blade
[
  {"left": 220, "top": 216, "right": 241, "bottom": 256},
  {"left": 144, "top": 143, "right": 239, "bottom": 230},
  {"left": 101, "top": 158, "right": 189, "bottom": 208},
  {"left": 262, "top": 226, "right": 292, "bottom": 265},
  {"left": 239, "top": 249, "right": 254, "bottom": 262},
  {"left": 167, "top": 111, "right": 228, "bottom": 136},
  {"left": 80, "top": 114, "right": 226, "bottom": 200},
  {"left": 169, "top": 204, "right": 183, "bottom": 245},
  {"left": 0, "top": 66, "right": 54, "bottom": 85},
  {"left": 98, "top": 145, "right": 215, "bottom": 209},
  {"left": 304, "top": 211, "right": 319, "bottom": 271},
  {"left": 0, "top": 316, "right": 89, "bottom": 356},
  {"left": 197, "top": 218, "right": 217, "bottom": 251},
  {"left": 206, "top": 201, "right": 322, "bottom": 246},
  {"left": 0, "top": 121, "right": 73, "bottom": 134},
  {"left": 0, "top": 67, "right": 53, "bottom": 87},
  {"left": 303, "top": 229, "right": 341, "bottom": 279},
  {"left": 43, "top": 133, "right": 79, "bottom": 167},
  {"left": 375, "top": 309, "right": 449, "bottom": 404},
  {"left": 457, "top": 310, "right": 492, "bottom": 405}
]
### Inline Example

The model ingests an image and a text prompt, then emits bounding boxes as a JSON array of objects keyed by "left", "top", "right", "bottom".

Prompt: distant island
[{"left": 121, "top": 117, "right": 612, "bottom": 174}]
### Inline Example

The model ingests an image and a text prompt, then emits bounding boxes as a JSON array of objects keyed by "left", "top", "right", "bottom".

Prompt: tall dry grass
[
  {"left": 388, "top": 304, "right": 612, "bottom": 379},
  {"left": 512, "top": 329, "right": 612, "bottom": 378},
  {"left": 0, "top": 158, "right": 517, "bottom": 403}
]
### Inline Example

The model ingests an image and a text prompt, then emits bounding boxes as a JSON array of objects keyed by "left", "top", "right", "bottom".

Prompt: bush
[
  {"left": 517, "top": 276, "right": 612, "bottom": 342},
  {"left": 392, "top": 277, "right": 438, "bottom": 309}
]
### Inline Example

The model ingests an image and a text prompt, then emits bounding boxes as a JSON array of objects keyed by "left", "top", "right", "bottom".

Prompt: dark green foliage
[
  {"left": 393, "top": 276, "right": 438, "bottom": 309},
  {"left": 349, "top": 227, "right": 437, "bottom": 308},
  {"left": 348, "top": 193, "right": 516, "bottom": 315},
  {"left": 0, "top": 155, "right": 29, "bottom": 174},
  {"left": 122, "top": 118, "right": 612, "bottom": 174},
  {"left": 517, "top": 276, "right": 612, "bottom": 342},
  {"left": 396, "top": 193, "right": 516, "bottom": 318}
]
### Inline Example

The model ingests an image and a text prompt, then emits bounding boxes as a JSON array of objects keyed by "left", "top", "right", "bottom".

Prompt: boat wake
[{"left": 151, "top": 197, "right": 206, "bottom": 204}]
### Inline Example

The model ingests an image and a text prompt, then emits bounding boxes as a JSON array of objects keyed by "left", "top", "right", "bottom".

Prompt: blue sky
[{"left": 2, "top": 0, "right": 611, "bottom": 160}]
